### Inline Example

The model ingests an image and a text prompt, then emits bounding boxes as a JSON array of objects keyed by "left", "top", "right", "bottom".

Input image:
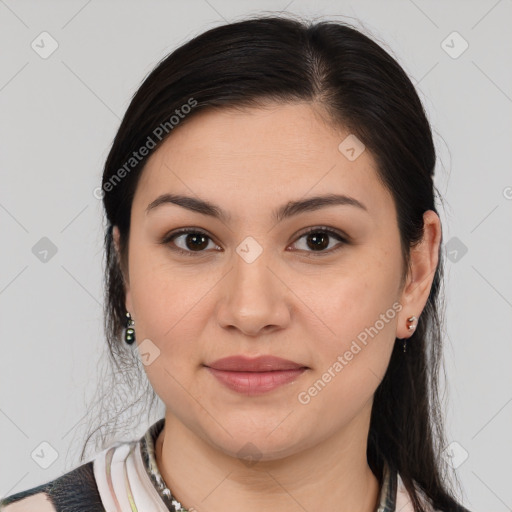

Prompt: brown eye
[
  {"left": 163, "top": 228, "right": 219, "bottom": 256},
  {"left": 291, "top": 227, "right": 348, "bottom": 255},
  {"left": 180, "top": 232, "right": 209, "bottom": 251},
  {"left": 305, "top": 232, "right": 330, "bottom": 251}
]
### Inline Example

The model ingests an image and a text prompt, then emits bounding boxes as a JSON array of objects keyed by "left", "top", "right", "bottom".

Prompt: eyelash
[{"left": 161, "top": 226, "right": 349, "bottom": 258}]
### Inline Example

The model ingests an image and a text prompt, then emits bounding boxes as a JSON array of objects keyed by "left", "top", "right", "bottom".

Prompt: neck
[{"left": 155, "top": 407, "right": 381, "bottom": 512}]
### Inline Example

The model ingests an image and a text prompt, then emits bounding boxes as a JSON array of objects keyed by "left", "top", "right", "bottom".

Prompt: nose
[{"left": 215, "top": 248, "right": 291, "bottom": 337}]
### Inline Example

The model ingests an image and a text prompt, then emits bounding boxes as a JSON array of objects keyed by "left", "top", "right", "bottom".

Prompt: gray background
[{"left": 1, "top": 1, "right": 511, "bottom": 510}]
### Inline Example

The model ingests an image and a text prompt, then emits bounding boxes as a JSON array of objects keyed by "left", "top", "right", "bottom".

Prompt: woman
[{"left": 0, "top": 14, "right": 472, "bottom": 512}]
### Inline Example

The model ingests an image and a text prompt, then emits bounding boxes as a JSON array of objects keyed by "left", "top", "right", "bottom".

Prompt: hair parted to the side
[{"left": 77, "top": 13, "right": 470, "bottom": 512}]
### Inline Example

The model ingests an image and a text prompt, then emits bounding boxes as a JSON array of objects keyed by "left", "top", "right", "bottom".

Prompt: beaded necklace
[{"left": 140, "top": 418, "right": 190, "bottom": 512}]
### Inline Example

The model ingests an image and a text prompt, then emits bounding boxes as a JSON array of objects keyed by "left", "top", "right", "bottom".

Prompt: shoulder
[
  {"left": 0, "top": 493, "right": 56, "bottom": 512},
  {"left": 0, "top": 460, "right": 105, "bottom": 512}
]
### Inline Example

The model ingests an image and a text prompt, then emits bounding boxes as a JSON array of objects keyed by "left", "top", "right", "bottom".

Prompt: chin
[{"left": 204, "top": 423, "right": 311, "bottom": 463}]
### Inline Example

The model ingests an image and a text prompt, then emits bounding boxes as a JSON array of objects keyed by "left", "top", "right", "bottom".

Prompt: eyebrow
[{"left": 146, "top": 193, "right": 368, "bottom": 223}]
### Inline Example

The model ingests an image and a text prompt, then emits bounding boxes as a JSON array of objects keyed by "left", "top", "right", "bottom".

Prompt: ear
[
  {"left": 112, "top": 225, "right": 133, "bottom": 313},
  {"left": 396, "top": 210, "right": 442, "bottom": 339}
]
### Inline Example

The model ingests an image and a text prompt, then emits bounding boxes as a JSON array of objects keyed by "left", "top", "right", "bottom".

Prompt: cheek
[
  {"left": 127, "top": 258, "right": 208, "bottom": 413},
  {"left": 294, "top": 284, "right": 399, "bottom": 436},
  {"left": 304, "top": 250, "right": 401, "bottom": 345},
  {"left": 296, "top": 245, "right": 402, "bottom": 395},
  {"left": 127, "top": 235, "right": 204, "bottom": 337}
]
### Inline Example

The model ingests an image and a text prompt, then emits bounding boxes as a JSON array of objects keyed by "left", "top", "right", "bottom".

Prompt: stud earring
[
  {"left": 403, "top": 316, "right": 417, "bottom": 353},
  {"left": 124, "top": 311, "right": 136, "bottom": 345}
]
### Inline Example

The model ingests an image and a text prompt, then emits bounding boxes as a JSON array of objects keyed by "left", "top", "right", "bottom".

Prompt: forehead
[{"left": 134, "top": 102, "right": 394, "bottom": 221}]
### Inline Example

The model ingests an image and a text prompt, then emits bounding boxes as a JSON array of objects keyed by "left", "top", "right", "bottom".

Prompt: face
[{"left": 114, "top": 102, "right": 431, "bottom": 461}]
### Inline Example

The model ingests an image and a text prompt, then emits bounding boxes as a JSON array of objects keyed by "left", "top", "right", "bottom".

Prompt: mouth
[
  {"left": 205, "top": 354, "right": 308, "bottom": 372},
  {"left": 203, "top": 355, "right": 309, "bottom": 395}
]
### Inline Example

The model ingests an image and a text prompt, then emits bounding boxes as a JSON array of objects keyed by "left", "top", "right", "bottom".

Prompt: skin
[{"left": 113, "top": 102, "right": 441, "bottom": 512}]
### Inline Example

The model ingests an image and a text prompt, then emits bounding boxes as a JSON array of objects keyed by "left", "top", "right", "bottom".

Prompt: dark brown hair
[{"left": 81, "top": 13, "right": 470, "bottom": 512}]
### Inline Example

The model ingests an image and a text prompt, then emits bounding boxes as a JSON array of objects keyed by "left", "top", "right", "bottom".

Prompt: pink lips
[{"left": 204, "top": 355, "right": 308, "bottom": 395}]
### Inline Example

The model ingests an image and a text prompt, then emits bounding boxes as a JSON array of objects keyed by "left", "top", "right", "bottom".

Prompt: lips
[
  {"left": 205, "top": 355, "right": 307, "bottom": 372},
  {"left": 204, "top": 355, "right": 308, "bottom": 395}
]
